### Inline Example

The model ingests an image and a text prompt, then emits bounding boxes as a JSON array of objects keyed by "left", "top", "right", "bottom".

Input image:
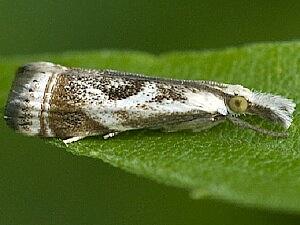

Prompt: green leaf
[{"left": 1, "top": 42, "right": 300, "bottom": 212}]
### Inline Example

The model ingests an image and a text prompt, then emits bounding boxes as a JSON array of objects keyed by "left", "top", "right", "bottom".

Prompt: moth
[{"left": 4, "top": 62, "right": 296, "bottom": 145}]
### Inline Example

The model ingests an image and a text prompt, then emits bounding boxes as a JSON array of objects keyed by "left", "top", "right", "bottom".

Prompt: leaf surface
[{"left": 1, "top": 42, "right": 300, "bottom": 212}]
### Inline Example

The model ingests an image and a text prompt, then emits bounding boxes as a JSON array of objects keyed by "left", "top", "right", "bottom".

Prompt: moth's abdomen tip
[
  {"left": 16, "top": 62, "right": 66, "bottom": 77},
  {"left": 4, "top": 97, "right": 41, "bottom": 136},
  {"left": 5, "top": 62, "right": 65, "bottom": 136},
  {"left": 12, "top": 62, "right": 61, "bottom": 93}
]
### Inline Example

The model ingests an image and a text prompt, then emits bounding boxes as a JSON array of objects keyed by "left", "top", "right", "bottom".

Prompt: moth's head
[{"left": 220, "top": 84, "right": 296, "bottom": 129}]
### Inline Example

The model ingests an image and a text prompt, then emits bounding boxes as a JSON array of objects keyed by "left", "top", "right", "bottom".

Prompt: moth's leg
[
  {"left": 103, "top": 132, "right": 119, "bottom": 140},
  {"left": 162, "top": 117, "right": 225, "bottom": 133},
  {"left": 191, "top": 118, "right": 225, "bottom": 132},
  {"left": 63, "top": 136, "right": 86, "bottom": 146}
]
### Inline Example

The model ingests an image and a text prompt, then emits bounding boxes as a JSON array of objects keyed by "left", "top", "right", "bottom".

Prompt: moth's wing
[
  {"left": 160, "top": 115, "right": 225, "bottom": 133},
  {"left": 52, "top": 69, "right": 227, "bottom": 137}
]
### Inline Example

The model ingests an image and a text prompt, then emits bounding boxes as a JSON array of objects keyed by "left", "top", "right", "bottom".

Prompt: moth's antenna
[{"left": 227, "top": 116, "right": 288, "bottom": 138}]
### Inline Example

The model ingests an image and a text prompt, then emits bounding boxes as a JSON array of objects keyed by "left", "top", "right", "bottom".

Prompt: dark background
[
  {"left": 1, "top": 0, "right": 300, "bottom": 56},
  {"left": 1, "top": 1, "right": 300, "bottom": 224}
]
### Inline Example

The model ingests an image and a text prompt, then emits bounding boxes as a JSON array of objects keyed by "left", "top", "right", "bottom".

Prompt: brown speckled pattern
[
  {"left": 48, "top": 74, "right": 110, "bottom": 138},
  {"left": 6, "top": 62, "right": 294, "bottom": 140},
  {"left": 42, "top": 68, "right": 225, "bottom": 138}
]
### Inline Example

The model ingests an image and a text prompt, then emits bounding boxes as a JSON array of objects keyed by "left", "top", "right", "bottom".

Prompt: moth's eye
[{"left": 228, "top": 96, "right": 248, "bottom": 113}]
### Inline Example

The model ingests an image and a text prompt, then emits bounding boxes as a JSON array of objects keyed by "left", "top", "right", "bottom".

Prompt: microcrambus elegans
[{"left": 4, "top": 62, "right": 296, "bottom": 144}]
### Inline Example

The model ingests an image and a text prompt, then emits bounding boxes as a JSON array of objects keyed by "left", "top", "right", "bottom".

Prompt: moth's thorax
[{"left": 224, "top": 85, "right": 253, "bottom": 100}]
